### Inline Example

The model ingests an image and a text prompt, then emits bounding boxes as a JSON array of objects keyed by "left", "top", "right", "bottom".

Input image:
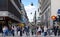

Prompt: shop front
[{"left": 0, "top": 17, "right": 19, "bottom": 33}]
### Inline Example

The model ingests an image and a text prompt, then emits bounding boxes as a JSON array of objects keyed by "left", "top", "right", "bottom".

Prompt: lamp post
[
  {"left": 35, "top": 11, "right": 36, "bottom": 25},
  {"left": 31, "top": 2, "right": 33, "bottom": 6},
  {"left": 30, "top": 3, "right": 37, "bottom": 25}
]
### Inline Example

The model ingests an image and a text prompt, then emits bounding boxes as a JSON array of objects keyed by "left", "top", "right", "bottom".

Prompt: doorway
[
  {"left": 0, "top": 23, "right": 2, "bottom": 33},
  {"left": 0, "top": 21, "right": 5, "bottom": 33}
]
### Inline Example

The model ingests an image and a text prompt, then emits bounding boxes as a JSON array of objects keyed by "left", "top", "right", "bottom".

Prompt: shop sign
[{"left": 58, "top": 9, "right": 60, "bottom": 14}]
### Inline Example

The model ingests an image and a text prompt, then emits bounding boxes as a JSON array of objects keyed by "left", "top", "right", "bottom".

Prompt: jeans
[
  {"left": 3, "top": 32, "right": 6, "bottom": 37},
  {"left": 26, "top": 32, "right": 29, "bottom": 36},
  {"left": 44, "top": 32, "right": 47, "bottom": 36}
]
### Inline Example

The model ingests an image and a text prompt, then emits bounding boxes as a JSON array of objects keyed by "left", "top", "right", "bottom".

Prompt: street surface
[
  {"left": 0, "top": 30, "right": 59, "bottom": 37},
  {"left": 0, "top": 32, "right": 60, "bottom": 37}
]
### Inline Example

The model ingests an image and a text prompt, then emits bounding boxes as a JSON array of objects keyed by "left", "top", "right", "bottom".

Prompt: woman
[
  {"left": 2, "top": 26, "right": 8, "bottom": 37},
  {"left": 44, "top": 26, "right": 47, "bottom": 37},
  {"left": 37, "top": 26, "right": 41, "bottom": 35},
  {"left": 11, "top": 26, "right": 15, "bottom": 36}
]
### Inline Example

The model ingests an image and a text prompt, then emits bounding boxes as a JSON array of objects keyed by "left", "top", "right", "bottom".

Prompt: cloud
[{"left": 25, "top": 5, "right": 37, "bottom": 22}]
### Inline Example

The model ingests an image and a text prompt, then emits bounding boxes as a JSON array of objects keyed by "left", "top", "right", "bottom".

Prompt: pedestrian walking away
[
  {"left": 11, "top": 26, "right": 15, "bottom": 37},
  {"left": 37, "top": 26, "right": 41, "bottom": 35},
  {"left": 2, "top": 25, "right": 8, "bottom": 37},
  {"left": 44, "top": 26, "right": 48, "bottom": 37}
]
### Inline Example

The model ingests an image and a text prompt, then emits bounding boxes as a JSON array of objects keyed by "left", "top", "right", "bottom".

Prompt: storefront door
[{"left": 0, "top": 23, "right": 2, "bottom": 33}]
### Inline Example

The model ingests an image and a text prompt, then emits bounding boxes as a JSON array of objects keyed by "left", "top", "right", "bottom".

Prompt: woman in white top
[
  {"left": 2, "top": 26, "right": 8, "bottom": 37},
  {"left": 44, "top": 26, "right": 47, "bottom": 36},
  {"left": 37, "top": 26, "right": 42, "bottom": 35}
]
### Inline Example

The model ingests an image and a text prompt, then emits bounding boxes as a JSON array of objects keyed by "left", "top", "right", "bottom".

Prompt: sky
[
  {"left": 22, "top": 0, "right": 38, "bottom": 6},
  {"left": 22, "top": 0, "right": 38, "bottom": 22}
]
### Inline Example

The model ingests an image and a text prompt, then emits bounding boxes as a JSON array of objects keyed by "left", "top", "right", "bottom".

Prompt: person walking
[
  {"left": 20, "top": 26, "right": 23, "bottom": 37},
  {"left": 37, "top": 26, "right": 41, "bottom": 35},
  {"left": 47, "top": 26, "right": 51, "bottom": 36},
  {"left": 41, "top": 26, "right": 44, "bottom": 33},
  {"left": 36, "top": 26, "right": 41, "bottom": 37},
  {"left": 58, "top": 26, "right": 60, "bottom": 36},
  {"left": 11, "top": 26, "right": 15, "bottom": 37},
  {"left": 31, "top": 26, "right": 34, "bottom": 35},
  {"left": 24, "top": 25, "right": 30, "bottom": 36},
  {"left": 14, "top": 26, "right": 17, "bottom": 36},
  {"left": 41, "top": 26, "right": 44, "bottom": 36},
  {"left": 2, "top": 26, "right": 8, "bottom": 37},
  {"left": 44, "top": 26, "right": 48, "bottom": 37},
  {"left": 16, "top": 26, "right": 20, "bottom": 36},
  {"left": 53, "top": 26, "right": 58, "bottom": 36}
]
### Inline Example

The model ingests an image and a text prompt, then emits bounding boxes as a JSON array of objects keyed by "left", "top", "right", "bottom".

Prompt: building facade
[
  {"left": 20, "top": 3, "right": 29, "bottom": 26},
  {"left": 0, "top": 0, "right": 22, "bottom": 32},
  {"left": 39, "top": 0, "right": 60, "bottom": 26},
  {"left": 33, "top": 10, "right": 41, "bottom": 26},
  {"left": 38, "top": 0, "right": 42, "bottom": 26}
]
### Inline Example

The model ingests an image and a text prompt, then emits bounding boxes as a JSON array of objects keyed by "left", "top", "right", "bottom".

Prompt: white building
[
  {"left": 38, "top": 0, "right": 42, "bottom": 25},
  {"left": 39, "top": 0, "right": 60, "bottom": 26},
  {"left": 33, "top": 10, "right": 41, "bottom": 25}
]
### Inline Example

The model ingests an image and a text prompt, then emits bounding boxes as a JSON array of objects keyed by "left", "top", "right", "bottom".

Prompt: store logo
[{"left": 58, "top": 9, "right": 60, "bottom": 14}]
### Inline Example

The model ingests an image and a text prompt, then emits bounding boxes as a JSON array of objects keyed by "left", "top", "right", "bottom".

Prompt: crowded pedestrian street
[
  {"left": 0, "top": 27, "right": 60, "bottom": 37},
  {"left": 0, "top": 29, "right": 60, "bottom": 37},
  {"left": 0, "top": 0, "right": 60, "bottom": 37}
]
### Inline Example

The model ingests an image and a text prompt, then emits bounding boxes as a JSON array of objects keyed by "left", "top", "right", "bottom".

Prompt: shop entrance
[
  {"left": 0, "top": 23, "right": 2, "bottom": 33},
  {"left": 0, "top": 21, "right": 5, "bottom": 33}
]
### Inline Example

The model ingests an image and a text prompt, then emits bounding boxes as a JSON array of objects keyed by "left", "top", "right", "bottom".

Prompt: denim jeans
[
  {"left": 3, "top": 30, "right": 9, "bottom": 37},
  {"left": 44, "top": 32, "right": 47, "bottom": 36},
  {"left": 3, "top": 32, "right": 6, "bottom": 37}
]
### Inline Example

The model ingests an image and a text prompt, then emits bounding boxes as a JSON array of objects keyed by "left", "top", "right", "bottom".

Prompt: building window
[
  {"left": 0, "top": 0, "right": 8, "bottom": 11},
  {"left": 38, "top": 8, "right": 39, "bottom": 12}
]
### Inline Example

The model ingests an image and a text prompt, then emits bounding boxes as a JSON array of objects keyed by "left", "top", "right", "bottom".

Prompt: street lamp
[
  {"left": 31, "top": 2, "right": 33, "bottom": 6},
  {"left": 30, "top": 3, "right": 37, "bottom": 25},
  {"left": 35, "top": 11, "right": 36, "bottom": 25}
]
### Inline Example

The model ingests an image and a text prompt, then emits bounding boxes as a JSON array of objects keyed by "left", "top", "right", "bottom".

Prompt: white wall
[
  {"left": 50, "top": 0, "right": 60, "bottom": 26},
  {"left": 0, "top": 11, "right": 8, "bottom": 16},
  {"left": 51, "top": 0, "right": 60, "bottom": 16}
]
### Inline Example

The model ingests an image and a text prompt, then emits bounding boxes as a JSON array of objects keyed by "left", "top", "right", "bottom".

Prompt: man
[
  {"left": 24, "top": 25, "right": 30, "bottom": 36},
  {"left": 53, "top": 26, "right": 58, "bottom": 36},
  {"left": 20, "top": 26, "right": 23, "bottom": 37}
]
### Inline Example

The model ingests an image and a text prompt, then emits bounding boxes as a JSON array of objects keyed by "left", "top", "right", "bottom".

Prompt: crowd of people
[
  {"left": 34, "top": 25, "right": 60, "bottom": 37},
  {"left": 2, "top": 25, "right": 30, "bottom": 37},
  {"left": 2, "top": 25, "right": 60, "bottom": 37}
]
